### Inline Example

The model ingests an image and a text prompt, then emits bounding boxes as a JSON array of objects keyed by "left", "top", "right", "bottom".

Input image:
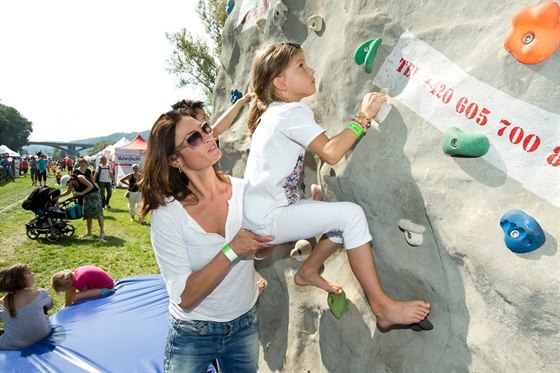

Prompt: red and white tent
[{"left": 114, "top": 135, "right": 147, "bottom": 188}]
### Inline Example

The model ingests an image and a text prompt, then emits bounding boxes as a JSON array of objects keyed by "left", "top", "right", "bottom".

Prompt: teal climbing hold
[
  {"left": 442, "top": 127, "right": 490, "bottom": 157},
  {"left": 364, "top": 38, "right": 382, "bottom": 73},
  {"left": 327, "top": 290, "right": 347, "bottom": 319},
  {"left": 354, "top": 39, "right": 372, "bottom": 65},
  {"left": 354, "top": 38, "right": 382, "bottom": 73}
]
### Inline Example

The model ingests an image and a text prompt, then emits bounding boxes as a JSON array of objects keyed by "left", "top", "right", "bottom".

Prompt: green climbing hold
[
  {"left": 442, "top": 127, "right": 490, "bottom": 157},
  {"left": 355, "top": 39, "right": 374, "bottom": 65},
  {"left": 327, "top": 290, "right": 348, "bottom": 319},
  {"left": 364, "top": 38, "right": 382, "bottom": 73}
]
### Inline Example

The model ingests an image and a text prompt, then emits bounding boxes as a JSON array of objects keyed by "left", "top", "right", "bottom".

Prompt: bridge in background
[{"left": 28, "top": 141, "right": 95, "bottom": 156}]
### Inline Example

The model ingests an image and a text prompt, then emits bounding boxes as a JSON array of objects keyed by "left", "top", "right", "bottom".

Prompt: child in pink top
[{"left": 52, "top": 265, "right": 114, "bottom": 307}]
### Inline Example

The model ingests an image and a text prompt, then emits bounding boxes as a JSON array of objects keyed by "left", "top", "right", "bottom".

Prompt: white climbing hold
[
  {"left": 374, "top": 102, "right": 392, "bottom": 123},
  {"left": 273, "top": 0, "right": 288, "bottom": 23},
  {"left": 398, "top": 219, "right": 426, "bottom": 246},
  {"left": 307, "top": 15, "right": 323, "bottom": 32},
  {"left": 290, "top": 239, "right": 312, "bottom": 261}
]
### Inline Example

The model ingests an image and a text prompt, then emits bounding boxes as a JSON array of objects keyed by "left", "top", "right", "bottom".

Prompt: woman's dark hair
[
  {"left": 0, "top": 263, "right": 30, "bottom": 317},
  {"left": 139, "top": 110, "right": 227, "bottom": 217}
]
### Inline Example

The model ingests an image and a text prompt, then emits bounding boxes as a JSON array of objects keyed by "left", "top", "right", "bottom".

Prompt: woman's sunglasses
[{"left": 174, "top": 122, "right": 213, "bottom": 153}]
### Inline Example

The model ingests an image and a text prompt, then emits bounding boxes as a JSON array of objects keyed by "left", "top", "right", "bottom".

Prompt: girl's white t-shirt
[
  {"left": 150, "top": 176, "right": 259, "bottom": 322},
  {"left": 243, "top": 101, "right": 324, "bottom": 230}
]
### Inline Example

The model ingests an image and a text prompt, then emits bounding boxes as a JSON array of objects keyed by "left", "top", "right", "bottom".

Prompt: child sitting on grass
[
  {"left": 0, "top": 263, "right": 53, "bottom": 350},
  {"left": 51, "top": 265, "right": 115, "bottom": 307}
]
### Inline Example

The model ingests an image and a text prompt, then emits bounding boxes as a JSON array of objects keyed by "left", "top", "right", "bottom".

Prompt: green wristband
[
  {"left": 221, "top": 244, "right": 239, "bottom": 263},
  {"left": 346, "top": 121, "right": 364, "bottom": 137}
]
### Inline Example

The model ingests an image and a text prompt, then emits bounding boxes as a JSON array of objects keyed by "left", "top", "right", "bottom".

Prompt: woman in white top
[
  {"left": 0, "top": 263, "right": 53, "bottom": 350},
  {"left": 140, "top": 110, "right": 273, "bottom": 372}
]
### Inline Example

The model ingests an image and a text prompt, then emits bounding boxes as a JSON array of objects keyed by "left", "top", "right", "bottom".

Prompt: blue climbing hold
[
  {"left": 226, "top": 0, "right": 234, "bottom": 16},
  {"left": 230, "top": 89, "right": 242, "bottom": 104},
  {"left": 500, "top": 210, "right": 545, "bottom": 253}
]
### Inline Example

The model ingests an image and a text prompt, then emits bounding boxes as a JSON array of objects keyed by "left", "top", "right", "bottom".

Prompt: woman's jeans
[{"left": 164, "top": 305, "right": 259, "bottom": 373}]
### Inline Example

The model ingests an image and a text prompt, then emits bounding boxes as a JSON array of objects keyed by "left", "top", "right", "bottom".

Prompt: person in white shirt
[
  {"left": 93, "top": 155, "right": 114, "bottom": 209},
  {"left": 243, "top": 41, "right": 432, "bottom": 331},
  {"left": 140, "top": 110, "right": 274, "bottom": 372}
]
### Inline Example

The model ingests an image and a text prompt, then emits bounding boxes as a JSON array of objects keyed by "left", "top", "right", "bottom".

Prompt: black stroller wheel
[
  {"left": 26, "top": 227, "right": 40, "bottom": 240},
  {"left": 64, "top": 225, "right": 75, "bottom": 237},
  {"left": 46, "top": 227, "right": 61, "bottom": 242}
]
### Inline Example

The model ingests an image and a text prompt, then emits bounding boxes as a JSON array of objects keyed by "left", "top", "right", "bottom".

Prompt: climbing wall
[{"left": 215, "top": 0, "right": 560, "bottom": 371}]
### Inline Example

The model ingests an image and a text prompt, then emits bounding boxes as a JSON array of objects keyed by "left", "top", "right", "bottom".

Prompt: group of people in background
[
  {"left": 5, "top": 149, "right": 146, "bottom": 238},
  {"left": 7, "top": 154, "right": 79, "bottom": 187}
]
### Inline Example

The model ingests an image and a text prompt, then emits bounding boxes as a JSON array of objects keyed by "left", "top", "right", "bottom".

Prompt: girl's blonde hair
[
  {"left": 247, "top": 41, "right": 301, "bottom": 137},
  {"left": 0, "top": 263, "right": 30, "bottom": 317},
  {"left": 52, "top": 270, "right": 74, "bottom": 292}
]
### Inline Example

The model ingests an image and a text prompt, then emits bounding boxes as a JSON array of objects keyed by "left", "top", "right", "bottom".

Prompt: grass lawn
[{"left": 0, "top": 173, "right": 160, "bottom": 315}]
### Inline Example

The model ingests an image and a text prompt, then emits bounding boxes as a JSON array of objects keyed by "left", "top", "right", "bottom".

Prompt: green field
[{"left": 0, "top": 174, "right": 160, "bottom": 314}]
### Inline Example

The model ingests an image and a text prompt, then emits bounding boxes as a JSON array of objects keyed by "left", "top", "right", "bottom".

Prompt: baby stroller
[{"left": 22, "top": 186, "right": 82, "bottom": 242}]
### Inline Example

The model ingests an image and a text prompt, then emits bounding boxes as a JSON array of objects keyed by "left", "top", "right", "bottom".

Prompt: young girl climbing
[{"left": 243, "top": 41, "right": 432, "bottom": 330}]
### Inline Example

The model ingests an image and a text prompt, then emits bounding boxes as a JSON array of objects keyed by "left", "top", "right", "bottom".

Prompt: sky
[{"left": 0, "top": 0, "right": 207, "bottom": 143}]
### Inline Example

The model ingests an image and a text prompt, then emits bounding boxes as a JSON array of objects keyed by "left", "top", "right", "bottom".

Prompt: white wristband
[{"left": 221, "top": 244, "right": 239, "bottom": 263}]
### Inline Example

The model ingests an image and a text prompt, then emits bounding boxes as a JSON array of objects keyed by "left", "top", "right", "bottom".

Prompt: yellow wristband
[{"left": 221, "top": 244, "right": 239, "bottom": 263}]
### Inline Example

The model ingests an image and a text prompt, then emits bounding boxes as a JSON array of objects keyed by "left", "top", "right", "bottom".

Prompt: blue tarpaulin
[{"left": 1, "top": 275, "right": 169, "bottom": 372}]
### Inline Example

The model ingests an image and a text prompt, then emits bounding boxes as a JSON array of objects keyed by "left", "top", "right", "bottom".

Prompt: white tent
[
  {"left": 114, "top": 135, "right": 147, "bottom": 188},
  {"left": 0, "top": 144, "right": 21, "bottom": 157},
  {"left": 95, "top": 137, "right": 130, "bottom": 164}
]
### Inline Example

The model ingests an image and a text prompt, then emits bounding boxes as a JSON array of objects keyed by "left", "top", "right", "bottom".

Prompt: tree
[
  {"left": 52, "top": 149, "right": 67, "bottom": 160},
  {"left": 166, "top": 0, "right": 226, "bottom": 103},
  {"left": 87, "top": 140, "right": 115, "bottom": 156},
  {"left": 0, "top": 103, "right": 33, "bottom": 151}
]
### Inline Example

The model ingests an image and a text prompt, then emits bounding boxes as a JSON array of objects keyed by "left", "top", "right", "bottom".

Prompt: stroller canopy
[{"left": 22, "top": 187, "right": 61, "bottom": 211}]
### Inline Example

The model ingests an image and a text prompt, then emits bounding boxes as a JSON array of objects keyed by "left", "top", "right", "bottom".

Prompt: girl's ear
[{"left": 273, "top": 76, "right": 286, "bottom": 92}]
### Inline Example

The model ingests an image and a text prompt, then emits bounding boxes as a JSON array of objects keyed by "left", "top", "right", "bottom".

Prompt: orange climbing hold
[{"left": 504, "top": 1, "right": 560, "bottom": 65}]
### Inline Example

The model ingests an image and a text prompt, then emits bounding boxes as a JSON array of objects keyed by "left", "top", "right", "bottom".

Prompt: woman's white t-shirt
[
  {"left": 243, "top": 101, "right": 324, "bottom": 230},
  {"left": 150, "top": 176, "right": 258, "bottom": 322}
]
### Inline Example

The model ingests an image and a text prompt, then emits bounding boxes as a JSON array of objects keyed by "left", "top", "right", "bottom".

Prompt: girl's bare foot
[
  {"left": 372, "top": 299, "right": 431, "bottom": 328},
  {"left": 294, "top": 268, "right": 342, "bottom": 294}
]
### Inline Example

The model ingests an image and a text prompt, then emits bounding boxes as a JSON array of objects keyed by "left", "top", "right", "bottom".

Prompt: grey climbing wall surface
[{"left": 214, "top": 1, "right": 560, "bottom": 372}]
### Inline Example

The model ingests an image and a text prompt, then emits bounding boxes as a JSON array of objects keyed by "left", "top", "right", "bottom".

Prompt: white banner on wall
[
  {"left": 373, "top": 31, "right": 560, "bottom": 207},
  {"left": 236, "top": 0, "right": 269, "bottom": 32}
]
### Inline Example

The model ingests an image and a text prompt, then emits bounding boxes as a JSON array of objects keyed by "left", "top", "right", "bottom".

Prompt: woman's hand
[
  {"left": 361, "top": 92, "right": 387, "bottom": 119},
  {"left": 228, "top": 228, "right": 274, "bottom": 257}
]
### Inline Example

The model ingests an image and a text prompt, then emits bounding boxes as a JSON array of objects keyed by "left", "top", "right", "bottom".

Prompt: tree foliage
[
  {"left": 52, "top": 148, "right": 67, "bottom": 160},
  {"left": 166, "top": 0, "right": 226, "bottom": 103},
  {"left": 87, "top": 140, "right": 115, "bottom": 156},
  {"left": 197, "top": 0, "right": 227, "bottom": 56},
  {"left": 0, "top": 103, "right": 33, "bottom": 151}
]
